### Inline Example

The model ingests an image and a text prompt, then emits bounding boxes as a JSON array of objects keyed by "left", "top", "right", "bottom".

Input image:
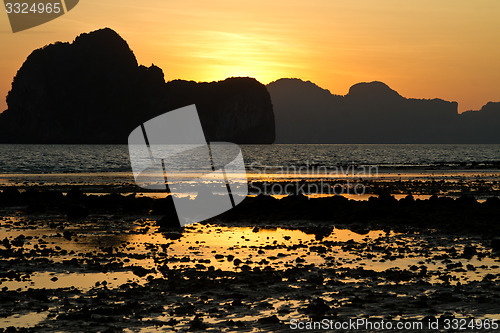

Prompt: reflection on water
[
  {"left": 3, "top": 271, "right": 140, "bottom": 291},
  {"left": 1, "top": 218, "right": 498, "bottom": 292},
  {"left": 1, "top": 214, "right": 499, "bottom": 330},
  {"left": 0, "top": 311, "right": 49, "bottom": 329}
]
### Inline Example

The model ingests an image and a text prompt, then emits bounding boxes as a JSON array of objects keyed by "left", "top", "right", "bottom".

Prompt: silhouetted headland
[
  {"left": 268, "top": 78, "right": 500, "bottom": 143},
  {"left": 0, "top": 28, "right": 275, "bottom": 144}
]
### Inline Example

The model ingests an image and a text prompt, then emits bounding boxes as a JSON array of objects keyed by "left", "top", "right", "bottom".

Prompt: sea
[{"left": 0, "top": 144, "right": 500, "bottom": 174}]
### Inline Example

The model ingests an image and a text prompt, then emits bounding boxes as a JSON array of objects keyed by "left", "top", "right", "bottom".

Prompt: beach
[
  {"left": 0, "top": 144, "right": 500, "bottom": 331},
  {"left": 0, "top": 183, "right": 499, "bottom": 331},
  {"left": 1, "top": 208, "right": 499, "bottom": 332}
]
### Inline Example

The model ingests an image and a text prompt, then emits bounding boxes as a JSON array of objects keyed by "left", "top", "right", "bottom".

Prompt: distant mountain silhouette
[
  {"left": 2, "top": 28, "right": 498, "bottom": 144},
  {"left": 268, "top": 78, "right": 500, "bottom": 143},
  {"left": 165, "top": 79, "right": 274, "bottom": 144},
  {"left": 0, "top": 28, "right": 275, "bottom": 144}
]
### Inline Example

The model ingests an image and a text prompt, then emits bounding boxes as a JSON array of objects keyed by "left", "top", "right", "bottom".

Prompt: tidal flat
[{"left": 0, "top": 201, "right": 499, "bottom": 332}]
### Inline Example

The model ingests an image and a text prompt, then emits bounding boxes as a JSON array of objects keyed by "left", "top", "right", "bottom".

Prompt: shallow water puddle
[
  {"left": 2, "top": 271, "right": 140, "bottom": 291},
  {"left": 0, "top": 215, "right": 499, "bottom": 331},
  {"left": 0, "top": 311, "right": 49, "bottom": 329},
  {"left": 0, "top": 218, "right": 498, "bottom": 293},
  {"left": 126, "top": 225, "right": 392, "bottom": 272}
]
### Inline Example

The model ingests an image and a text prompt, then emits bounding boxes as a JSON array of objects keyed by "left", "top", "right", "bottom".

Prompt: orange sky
[{"left": 1, "top": 0, "right": 499, "bottom": 113}]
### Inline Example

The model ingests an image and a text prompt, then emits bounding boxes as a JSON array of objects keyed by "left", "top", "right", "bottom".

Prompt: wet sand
[
  {"left": 1, "top": 169, "right": 500, "bottom": 200},
  {"left": 0, "top": 185, "right": 499, "bottom": 332},
  {"left": 1, "top": 168, "right": 500, "bottom": 331}
]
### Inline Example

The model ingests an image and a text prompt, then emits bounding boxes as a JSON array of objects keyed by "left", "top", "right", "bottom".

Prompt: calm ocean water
[{"left": 1, "top": 144, "right": 500, "bottom": 174}]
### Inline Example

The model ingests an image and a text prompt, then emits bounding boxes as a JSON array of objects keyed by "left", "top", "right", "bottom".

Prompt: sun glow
[
  {"left": 0, "top": 0, "right": 499, "bottom": 112},
  {"left": 151, "top": 29, "right": 309, "bottom": 85}
]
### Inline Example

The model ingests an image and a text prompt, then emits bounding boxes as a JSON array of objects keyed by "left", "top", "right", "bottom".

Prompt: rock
[
  {"left": 268, "top": 78, "right": 500, "bottom": 144},
  {"left": 231, "top": 299, "right": 242, "bottom": 307},
  {"left": 462, "top": 246, "right": 476, "bottom": 258},
  {"left": 491, "top": 239, "right": 500, "bottom": 252},
  {"left": 65, "top": 204, "right": 89, "bottom": 219},
  {"left": 66, "top": 187, "right": 85, "bottom": 201},
  {"left": 484, "top": 197, "right": 500, "bottom": 207},
  {"left": 173, "top": 303, "right": 196, "bottom": 315},
  {"left": 305, "top": 298, "right": 330, "bottom": 319},
  {"left": 0, "top": 28, "right": 275, "bottom": 144},
  {"left": 377, "top": 191, "right": 397, "bottom": 204},
  {"left": 0, "top": 187, "right": 21, "bottom": 205},
  {"left": 1, "top": 238, "right": 10, "bottom": 249},
  {"left": 157, "top": 215, "right": 181, "bottom": 230},
  {"left": 156, "top": 195, "right": 182, "bottom": 229},
  {"left": 466, "top": 264, "right": 476, "bottom": 271},
  {"left": 225, "top": 320, "right": 245, "bottom": 328},
  {"left": 310, "top": 246, "right": 327, "bottom": 254},
  {"left": 257, "top": 315, "right": 280, "bottom": 325},
  {"left": 189, "top": 315, "right": 207, "bottom": 331},
  {"left": 131, "top": 266, "right": 151, "bottom": 277},
  {"left": 63, "top": 230, "right": 74, "bottom": 241},
  {"left": 166, "top": 78, "right": 275, "bottom": 143},
  {"left": 11, "top": 235, "right": 26, "bottom": 247},
  {"left": 400, "top": 194, "right": 415, "bottom": 203},
  {"left": 456, "top": 195, "right": 478, "bottom": 206}
]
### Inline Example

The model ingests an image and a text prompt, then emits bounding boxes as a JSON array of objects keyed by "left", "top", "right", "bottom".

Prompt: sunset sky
[{"left": 1, "top": 0, "right": 499, "bottom": 113}]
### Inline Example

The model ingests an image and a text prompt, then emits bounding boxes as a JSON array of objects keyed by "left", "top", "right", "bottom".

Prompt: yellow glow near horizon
[{"left": 0, "top": 0, "right": 499, "bottom": 113}]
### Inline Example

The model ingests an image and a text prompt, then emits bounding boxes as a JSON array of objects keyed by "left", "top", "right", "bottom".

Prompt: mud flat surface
[{"left": 1, "top": 197, "right": 499, "bottom": 332}]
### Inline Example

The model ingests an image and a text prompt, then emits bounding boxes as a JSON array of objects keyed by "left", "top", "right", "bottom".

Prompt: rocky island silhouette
[
  {"left": 0, "top": 28, "right": 275, "bottom": 144},
  {"left": 1, "top": 28, "right": 499, "bottom": 144},
  {"left": 268, "top": 78, "right": 500, "bottom": 143}
]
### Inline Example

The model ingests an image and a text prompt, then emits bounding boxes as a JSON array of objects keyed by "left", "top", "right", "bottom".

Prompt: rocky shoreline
[
  {"left": 1, "top": 187, "right": 500, "bottom": 236},
  {"left": 0, "top": 187, "right": 499, "bottom": 332}
]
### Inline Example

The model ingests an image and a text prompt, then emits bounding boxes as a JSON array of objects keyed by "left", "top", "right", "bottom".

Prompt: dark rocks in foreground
[
  {"left": 492, "top": 239, "right": 500, "bottom": 252},
  {"left": 1, "top": 187, "right": 500, "bottom": 239},
  {"left": 156, "top": 195, "right": 182, "bottom": 230},
  {"left": 219, "top": 193, "right": 500, "bottom": 236}
]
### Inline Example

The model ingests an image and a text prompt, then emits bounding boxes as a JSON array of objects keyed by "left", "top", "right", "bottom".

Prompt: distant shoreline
[{"left": 1, "top": 168, "right": 499, "bottom": 201}]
